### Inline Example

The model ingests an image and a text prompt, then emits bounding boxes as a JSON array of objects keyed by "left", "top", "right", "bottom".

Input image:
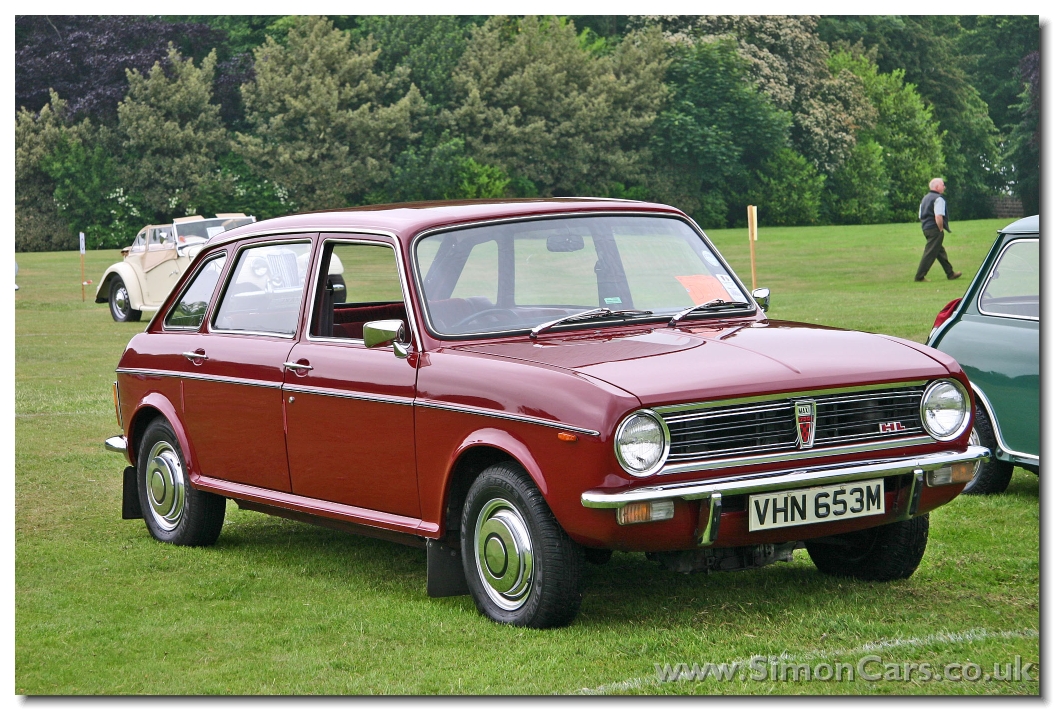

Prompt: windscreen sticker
[
  {"left": 715, "top": 274, "right": 745, "bottom": 300},
  {"left": 702, "top": 252, "right": 720, "bottom": 266},
  {"left": 604, "top": 296, "right": 623, "bottom": 305},
  {"left": 675, "top": 275, "right": 731, "bottom": 305}
]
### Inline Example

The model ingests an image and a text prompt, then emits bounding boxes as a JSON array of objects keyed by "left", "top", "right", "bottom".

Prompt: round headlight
[
  {"left": 615, "top": 410, "right": 670, "bottom": 477},
  {"left": 920, "top": 379, "right": 970, "bottom": 441}
]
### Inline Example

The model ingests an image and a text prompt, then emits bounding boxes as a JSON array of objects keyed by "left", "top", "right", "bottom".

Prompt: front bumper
[{"left": 582, "top": 446, "right": 989, "bottom": 545}]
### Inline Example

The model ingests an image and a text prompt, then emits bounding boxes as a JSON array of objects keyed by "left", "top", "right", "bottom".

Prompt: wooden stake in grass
[
  {"left": 747, "top": 205, "right": 758, "bottom": 291},
  {"left": 79, "top": 232, "right": 86, "bottom": 302}
]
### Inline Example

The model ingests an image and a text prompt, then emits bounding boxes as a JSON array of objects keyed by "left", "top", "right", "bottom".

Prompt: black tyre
[
  {"left": 137, "top": 418, "right": 225, "bottom": 546},
  {"left": 460, "top": 461, "right": 585, "bottom": 628},
  {"left": 805, "top": 515, "right": 928, "bottom": 581},
  {"left": 962, "top": 405, "right": 1014, "bottom": 495},
  {"left": 109, "top": 276, "right": 142, "bottom": 322}
]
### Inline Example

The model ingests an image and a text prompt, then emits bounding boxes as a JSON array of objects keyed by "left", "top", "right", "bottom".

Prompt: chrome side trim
[
  {"left": 116, "top": 367, "right": 282, "bottom": 390},
  {"left": 658, "top": 435, "right": 935, "bottom": 476},
  {"left": 105, "top": 435, "right": 128, "bottom": 453},
  {"left": 971, "top": 384, "right": 1040, "bottom": 466},
  {"left": 652, "top": 380, "right": 929, "bottom": 415},
  {"left": 582, "top": 446, "right": 990, "bottom": 509},
  {"left": 283, "top": 383, "right": 414, "bottom": 407},
  {"left": 415, "top": 399, "right": 600, "bottom": 437}
]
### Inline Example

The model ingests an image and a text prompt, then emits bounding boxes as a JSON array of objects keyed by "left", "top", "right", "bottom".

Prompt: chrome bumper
[
  {"left": 105, "top": 435, "right": 128, "bottom": 454},
  {"left": 583, "top": 446, "right": 989, "bottom": 508}
]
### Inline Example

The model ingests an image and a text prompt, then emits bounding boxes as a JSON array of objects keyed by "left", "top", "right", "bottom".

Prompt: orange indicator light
[{"left": 557, "top": 432, "right": 578, "bottom": 442}]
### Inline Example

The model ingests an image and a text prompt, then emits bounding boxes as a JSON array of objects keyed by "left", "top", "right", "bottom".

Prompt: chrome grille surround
[{"left": 653, "top": 381, "right": 934, "bottom": 474}]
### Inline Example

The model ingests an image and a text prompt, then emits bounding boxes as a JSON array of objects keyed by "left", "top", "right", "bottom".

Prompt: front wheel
[
  {"left": 109, "top": 276, "right": 142, "bottom": 322},
  {"left": 137, "top": 418, "right": 225, "bottom": 546},
  {"left": 805, "top": 515, "right": 928, "bottom": 581},
  {"left": 460, "top": 462, "right": 585, "bottom": 628},
  {"left": 962, "top": 406, "right": 1014, "bottom": 495}
]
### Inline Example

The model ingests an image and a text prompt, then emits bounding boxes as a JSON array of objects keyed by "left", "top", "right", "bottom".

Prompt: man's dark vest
[{"left": 919, "top": 191, "right": 951, "bottom": 233}]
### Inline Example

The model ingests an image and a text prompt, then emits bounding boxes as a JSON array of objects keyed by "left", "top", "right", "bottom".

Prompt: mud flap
[
  {"left": 122, "top": 466, "right": 142, "bottom": 519},
  {"left": 426, "top": 538, "right": 469, "bottom": 597}
]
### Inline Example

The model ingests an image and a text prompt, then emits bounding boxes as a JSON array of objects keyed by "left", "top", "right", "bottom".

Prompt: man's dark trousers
[{"left": 915, "top": 227, "right": 954, "bottom": 280}]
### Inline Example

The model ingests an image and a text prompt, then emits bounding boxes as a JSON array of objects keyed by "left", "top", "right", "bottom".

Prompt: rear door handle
[
  {"left": 182, "top": 350, "right": 208, "bottom": 362},
  {"left": 283, "top": 361, "right": 313, "bottom": 371}
]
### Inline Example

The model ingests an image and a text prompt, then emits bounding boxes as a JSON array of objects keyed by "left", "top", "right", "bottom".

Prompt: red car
[{"left": 105, "top": 199, "right": 987, "bottom": 628}]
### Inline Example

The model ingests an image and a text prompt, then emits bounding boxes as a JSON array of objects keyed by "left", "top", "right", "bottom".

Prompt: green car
[{"left": 927, "top": 215, "right": 1039, "bottom": 494}]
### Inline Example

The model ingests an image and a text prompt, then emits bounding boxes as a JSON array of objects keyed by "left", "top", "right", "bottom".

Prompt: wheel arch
[
  {"left": 436, "top": 428, "right": 549, "bottom": 540},
  {"left": 127, "top": 394, "right": 194, "bottom": 474},
  {"left": 97, "top": 263, "right": 145, "bottom": 309}
]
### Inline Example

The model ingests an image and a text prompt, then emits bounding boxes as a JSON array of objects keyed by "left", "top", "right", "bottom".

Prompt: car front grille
[{"left": 661, "top": 385, "right": 928, "bottom": 462}]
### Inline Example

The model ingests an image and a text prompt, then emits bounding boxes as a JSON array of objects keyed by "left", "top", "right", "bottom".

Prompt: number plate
[{"left": 748, "top": 479, "right": 885, "bottom": 532}]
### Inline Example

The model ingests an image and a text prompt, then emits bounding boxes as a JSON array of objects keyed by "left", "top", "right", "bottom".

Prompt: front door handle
[
  {"left": 283, "top": 361, "right": 313, "bottom": 372},
  {"left": 182, "top": 350, "right": 208, "bottom": 363}
]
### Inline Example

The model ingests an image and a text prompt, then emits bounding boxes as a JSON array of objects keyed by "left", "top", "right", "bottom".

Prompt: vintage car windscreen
[
  {"left": 213, "top": 242, "right": 311, "bottom": 336},
  {"left": 415, "top": 216, "right": 747, "bottom": 336},
  {"left": 978, "top": 239, "right": 1038, "bottom": 319},
  {"left": 177, "top": 217, "right": 255, "bottom": 240}
]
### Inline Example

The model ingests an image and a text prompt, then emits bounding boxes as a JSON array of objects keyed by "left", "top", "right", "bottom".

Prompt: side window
[
  {"left": 313, "top": 242, "right": 405, "bottom": 340},
  {"left": 131, "top": 230, "right": 147, "bottom": 252},
  {"left": 165, "top": 254, "right": 227, "bottom": 329},
  {"left": 148, "top": 228, "right": 163, "bottom": 248},
  {"left": 979, "top": 239, "right": 1038, "bottom": 319},
  {"left": 213, "top": 242, "right": 312, "bottom": 336}
]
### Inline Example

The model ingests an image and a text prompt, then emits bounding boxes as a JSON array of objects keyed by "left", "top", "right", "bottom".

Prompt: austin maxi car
[
  {"left": 927, "top": 215, "right": 1039, "bottom": 494},
  {"left": 96, "top": 214, "right": 256, "bottom": 322},
  {"left": 104, "top": 199, "right": 988, "bottom": 628}
]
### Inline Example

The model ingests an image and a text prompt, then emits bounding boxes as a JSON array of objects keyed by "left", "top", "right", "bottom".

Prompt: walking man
[{"left": 916, "top": 177, "right": 962, "bottom": 282}]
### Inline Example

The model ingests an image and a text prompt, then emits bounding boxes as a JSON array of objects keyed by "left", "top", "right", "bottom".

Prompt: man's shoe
[
  {"left": 948, "top": 271, "right": 962, "bottom": 280},
  {"left": 914, "top": 276, "right": 928, "bottom": 282}
]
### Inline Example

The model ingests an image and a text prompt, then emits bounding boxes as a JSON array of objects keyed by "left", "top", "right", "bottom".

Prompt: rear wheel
[
  {"left": 963, "top": 406, "right": 1014, "bottom": 495},
  {"left": 109, "top": 276, "right": 142, "bottom": 322},
  {"left": 805, "top": 515, "right": 928, "bottom": 581},
  {"left": 460, "top": 462, "right": 584, "bottom": 628},
  {"left": 137, "top": 418, "right": 225, "bottom": 546}
]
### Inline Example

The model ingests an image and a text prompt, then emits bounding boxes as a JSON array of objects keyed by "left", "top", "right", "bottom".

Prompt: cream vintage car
[{"left": 96, "top": 214, "right": 256, "bottom": 321}]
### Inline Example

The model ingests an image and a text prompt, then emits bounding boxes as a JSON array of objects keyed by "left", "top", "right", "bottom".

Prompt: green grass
[{"left": 16, "top": 222, "right": 1037, "bottom": 694}]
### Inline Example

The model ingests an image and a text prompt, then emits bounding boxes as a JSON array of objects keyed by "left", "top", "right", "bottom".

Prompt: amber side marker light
[
  {"left": 616, "top": 500, "right": 675, "bottom": 525},
  {"left": 557, "top": 432, "right": 578, "bottom": 442},
  {"left": 927, "top": 462, "right": 975, "bottom": 486}
]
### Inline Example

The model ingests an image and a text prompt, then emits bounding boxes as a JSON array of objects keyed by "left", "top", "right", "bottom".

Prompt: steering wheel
[{"left": 450, "top": 308, "right": 521, "bottom": 331}]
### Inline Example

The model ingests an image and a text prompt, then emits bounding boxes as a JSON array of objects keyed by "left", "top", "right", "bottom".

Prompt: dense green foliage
[{"left": 15, "top": 14, "right": 1038, "bottom": 250}]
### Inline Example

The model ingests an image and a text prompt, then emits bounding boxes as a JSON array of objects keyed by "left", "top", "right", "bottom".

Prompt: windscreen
[
  {"left": 177, "top": 217, "right": 255, "bottom": 240},
  {"left": 415, "top": 215, "right": 747, "bottom": 337}
]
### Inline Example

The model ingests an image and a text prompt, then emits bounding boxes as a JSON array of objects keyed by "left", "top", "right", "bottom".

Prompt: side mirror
[
  {"left": 752, "top": 287, "right": 771, "bottom": 312},
  {"left": 363, "top": 319, "right": 412, "bottom": 359}
]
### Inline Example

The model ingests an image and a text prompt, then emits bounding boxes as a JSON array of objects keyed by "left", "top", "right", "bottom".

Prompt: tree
[
  {"left": 15, "top": 92, "right": 79, "bottom": 251},
  {"left": 237, "top": 15, "right": 424, "bottom": 211},
  {"left": 647, "top": 37, "right": 793, "bottom": 227},
  {"left": 830, "top": 50, "right": 945, "bottom": 221},
  {"left": 116, "top": 46, "right": 230, "bottom": 221},
  {"left": 1003, "top": 51, "right": 1039, "bottom": 215},
  {"left": 15, "top": 16, "right": 222, "bottom": 123},
  {"left": 449, "top": 16, "right": 668, "bottom": 197},
  {"left": 958, "top": 16, "right": 1040, "bottom": 133}
]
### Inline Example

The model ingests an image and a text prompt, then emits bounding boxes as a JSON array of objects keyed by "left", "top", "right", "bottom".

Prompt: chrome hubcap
[
  {"left": 145, "top": 441, "right": 185, "bottom": 531},
  {"left": 967, "top": 427, "right": 982, "bottom": 481},
  {"left": 113, "top": 286, "right": 129, "bottom": 315},
  {"left": 474, "top": 498, "right": 534, "bottom": 611}
]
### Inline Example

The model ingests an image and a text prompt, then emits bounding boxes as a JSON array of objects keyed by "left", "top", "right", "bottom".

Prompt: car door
[
  {"left": 142, "top": 226, "right": 181, "bottom": 303},
  {"left": 179, "top": 236, "right": 316, "bottom": 492},
  {"left": 282, "top": 236, "right": 420, "bottom": 517}
]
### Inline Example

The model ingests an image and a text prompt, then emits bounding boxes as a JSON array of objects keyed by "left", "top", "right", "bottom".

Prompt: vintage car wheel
[
  {"left": 460, "top": 462, "right": 585, "bottom": 628},
  {"left": 804, "top": 514, "right": 928, "bottom": 581},
  {"left": 108, "top": 276, "right": 142, "bottom": 322},
  {"left": 137, "top": 418, "right": 225, "bottom": 546},
  {"left": 962, "top": 406, "right": 1014, "bottom": 495}
]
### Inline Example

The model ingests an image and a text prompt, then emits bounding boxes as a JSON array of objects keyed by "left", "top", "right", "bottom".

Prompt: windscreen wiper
[
  {"left": 668, "top": 299, "right": 752, "bottom": 326},
  {"left": 530, "top": 308, "right": 654, "bottom": 339}
]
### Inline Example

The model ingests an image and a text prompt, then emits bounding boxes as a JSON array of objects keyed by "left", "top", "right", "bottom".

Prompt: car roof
[
  {"left": 1000, "top": 214, "right": 1039, "bottom": 235},
  {"left": 207, "top": 198, "right": 687, "bottom": 246}
]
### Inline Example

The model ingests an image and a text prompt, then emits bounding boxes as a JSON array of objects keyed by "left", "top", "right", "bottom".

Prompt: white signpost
[{"left": 80, "top": 232, "right": 86, "bottom": 302}]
